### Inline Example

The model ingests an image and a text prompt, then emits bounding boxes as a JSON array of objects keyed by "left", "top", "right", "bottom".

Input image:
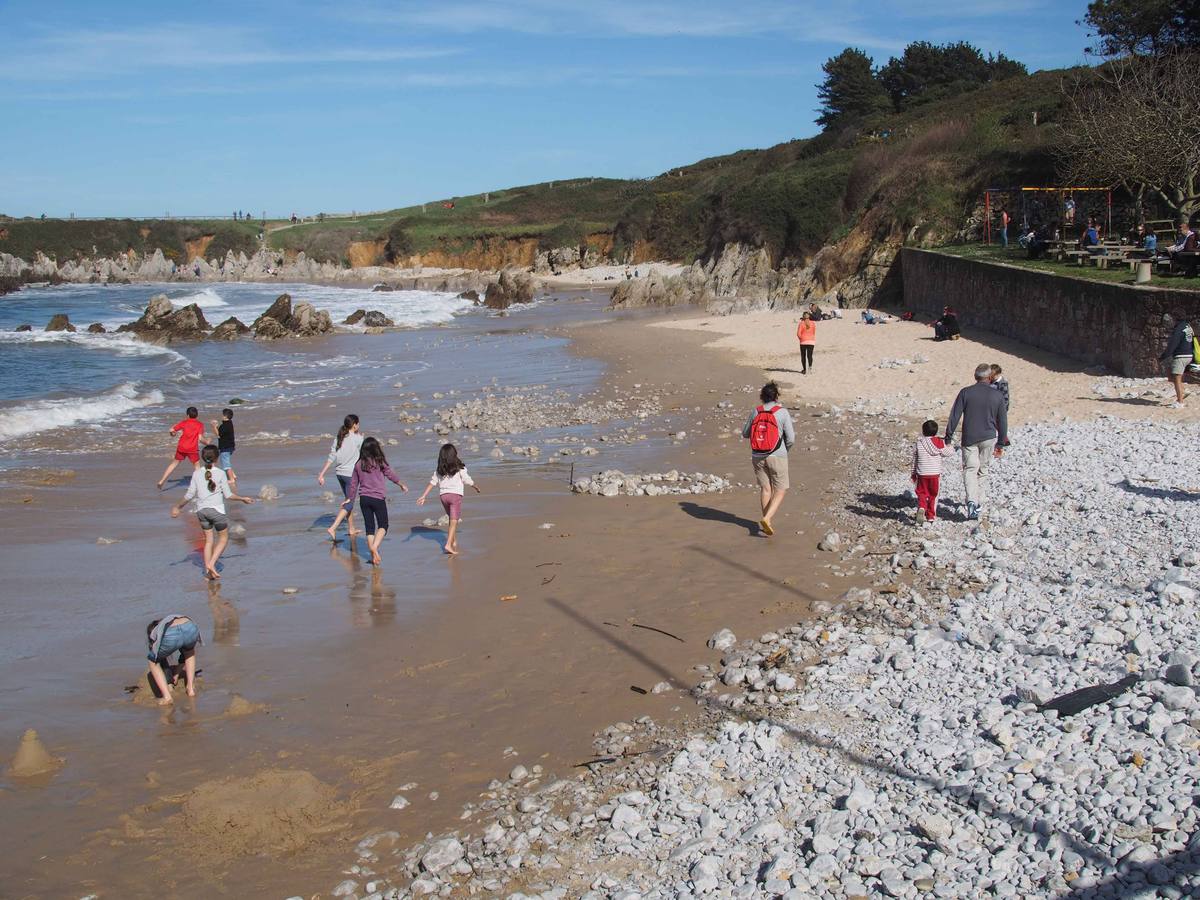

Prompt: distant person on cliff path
[
  {"left": 416, "top": 443, "right": 482, "bottom": 556},
  {"left": 945, "top": 364, "right": 1008, "bottom": 521},
  {"left": 797, "top": 311, "right": 816, "bottom": 374},
  {"left": 343, "top": 436, "right": 408, "bottom": 566},
  {"left": 1160, "top": 315, "right": 1195, "bottom": 406},
  {"left": 742, "top": 382, "right": 795, "bottom": 536},
  {"left": 317, "top": 414, "right": 364, "bottom": 541},
  {"left": 157, "top": 406, "right": 205, "bottom": 489}
]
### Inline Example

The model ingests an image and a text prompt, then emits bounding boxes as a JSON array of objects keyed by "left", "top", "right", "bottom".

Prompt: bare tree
[{"left": 1056, "top": 50, "right": 1200, "bottom": 221}]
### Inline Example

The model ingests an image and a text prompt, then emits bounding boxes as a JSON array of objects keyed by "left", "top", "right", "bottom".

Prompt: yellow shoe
[{"left": 760, "top": 518, "right": 774, "bottom": 536}]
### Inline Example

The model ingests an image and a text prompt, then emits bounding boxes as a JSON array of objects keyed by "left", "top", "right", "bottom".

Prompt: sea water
[{"left": 0, "top": 282, "right": 487, "bottom": 452}]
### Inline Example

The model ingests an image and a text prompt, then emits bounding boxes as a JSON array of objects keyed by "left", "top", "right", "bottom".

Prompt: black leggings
[
  {"left": 360, "top": 496, "right": 389, "bottom": 535},
  {"left": 800, "top": 344, "right": 814, "bottom": 370}
]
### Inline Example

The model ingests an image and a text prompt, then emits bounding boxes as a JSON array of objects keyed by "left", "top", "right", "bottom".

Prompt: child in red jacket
[{"left": 912, "top": 419, "right": 955, "bottom": 523}]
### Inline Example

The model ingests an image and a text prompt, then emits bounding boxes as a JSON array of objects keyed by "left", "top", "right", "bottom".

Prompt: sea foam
[{"left": 0, "top": 383, "right": 165, "bottom": 442}]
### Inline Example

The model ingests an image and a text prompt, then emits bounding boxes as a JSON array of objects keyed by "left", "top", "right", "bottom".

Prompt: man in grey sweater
[
  {"left": 742, "top": 381, "right": 796, "bottom": 536},
  {"left": 945, "top": 363, "right": 1008, "bottom": 520}
]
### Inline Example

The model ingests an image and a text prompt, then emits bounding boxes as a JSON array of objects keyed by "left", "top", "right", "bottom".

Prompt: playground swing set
[{"left": 983, "top": 187, "right": 1112, "bottom": 244}]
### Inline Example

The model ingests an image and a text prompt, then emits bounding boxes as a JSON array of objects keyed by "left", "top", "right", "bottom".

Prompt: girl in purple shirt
[{"left": 344, "top": 436, "right": 408, "bottom": 565}]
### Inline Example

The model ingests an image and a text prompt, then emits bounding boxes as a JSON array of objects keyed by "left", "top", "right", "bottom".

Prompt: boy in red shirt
[
  {"left": 157, "top": 406, "right": 205, "bottom": 490},
  {"left": 911, "top": 419, "right": 955, "bottom": 523}
]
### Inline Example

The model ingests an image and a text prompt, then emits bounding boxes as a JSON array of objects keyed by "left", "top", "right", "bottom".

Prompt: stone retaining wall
[{"left": 900, "top": 248, "right": 1200, "bottom": 376}]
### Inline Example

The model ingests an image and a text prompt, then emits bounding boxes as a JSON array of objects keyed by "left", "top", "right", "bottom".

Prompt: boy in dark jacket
[{"left": 1161, "top": 316, "right": 1195, "bottom": 406}]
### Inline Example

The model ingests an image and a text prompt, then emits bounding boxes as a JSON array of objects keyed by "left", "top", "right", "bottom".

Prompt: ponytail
[
  {"left": 200, "top": 444, "right": 219, "bottom": 492},
  {"left": 335, "top": 413, "right": 360, "bottom": 451}
]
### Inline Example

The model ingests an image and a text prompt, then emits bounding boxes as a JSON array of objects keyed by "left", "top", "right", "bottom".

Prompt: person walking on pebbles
[
  {"left": 145, "top": 614, "right": 202, "bottom": 705},
  {"left": 911, "top": 419, "right": 955, "bottom": 524},
  {"left": 945, "top": 363, "right": 1008, "bottom": 521},
  {"left": 1160, "top": 314, "right": 1195, "bottom": 407},
  {"left": 742, "top": 381, "right": 795, "bottom": 536},
  {"left": 796, "top": 311, "right": 816, "bottom": 375},
  {"left": 416, "top": 443, "right": 481, "bottom": 555},
  {"left": 317, "top": 414, "right": 364, "bottom": 541},
  {"left": 344, "top": 436, "right": 408, "bottom": 566}
]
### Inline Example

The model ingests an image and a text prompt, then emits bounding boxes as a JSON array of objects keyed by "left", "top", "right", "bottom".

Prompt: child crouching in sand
[
  {"left": 417, "top": 443, "right": 481, "bottom": 555},
  {"left": 146, "top": 615, "right": 202, "bottom": 705},
  {"left": 911, "top": 419, "right": 955, "bottom": 524}
]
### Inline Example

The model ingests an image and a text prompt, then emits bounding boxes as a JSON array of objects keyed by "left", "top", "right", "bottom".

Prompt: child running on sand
[
  {"left": 171, "top": 445, "right": 255, "bottom": 579},
  {"left": 317, "top": 414, "right": 364, "bottom": 541},
  {"left": 417, "top": 443, "right": 481, "bottom": 555},
  {"left": 146, "top": 614, "right": 202, "bottom": 705},
  {"left": 911, "top": 419, "right": 955, "bottom": 524},
  {"left": 344, "top": 436, "right": 407, "bottom": 566},
  {"left": 211, "top": 408, "right": 237, "bottom": 485},
  {"left": 157, "top": 406, "right": 205, "bottom": 489}
]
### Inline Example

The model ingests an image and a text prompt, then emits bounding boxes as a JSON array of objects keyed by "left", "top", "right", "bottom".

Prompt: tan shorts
[
  {"left": 753, "top": 454, "right": 789, "bottom": 491},
  {"left": 1170, "top": 355, "right": 1192, "bottom": 376}
]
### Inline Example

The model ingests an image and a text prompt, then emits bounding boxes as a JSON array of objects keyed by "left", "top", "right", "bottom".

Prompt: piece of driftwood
[
  {"left": 631, "top": 622, "right": 685, "bottom": 642},
  {"left": 1040, "top": 674, "right": 1139, "bottom": 717}
]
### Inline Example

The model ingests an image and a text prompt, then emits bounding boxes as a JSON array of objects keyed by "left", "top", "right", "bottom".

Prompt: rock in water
[
  {"left": 8, "top": 729, "right": 64, "bottom": 778},
  {"left": 211, "top": 317, "right": 250, "bottom": 341},
  {"left": 343, "top": 309, "right": 367, "bottom": 325},
  {"left": 15, "top": 324, "right": 32, "bottom": 332},
  {"left": 86, "top": 322, "right": 106, "bottom": 333},
  {"left": 362, "top": 310, "right": 394, "bottom": 328},
  {"left": 458, "top": 289, "right": 480, "bottom": 303},
  {"left": 44, "top": 314, "right": 75, "bottom": 332},
  {"left": 484, "top": 270, "right": 534, "bottom": 310}
]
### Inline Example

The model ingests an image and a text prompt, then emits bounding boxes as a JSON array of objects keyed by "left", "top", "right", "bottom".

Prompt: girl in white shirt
[
  {"left": 171, "top": 445, "right": 255, "bottom": 579},
  {"left": 316, "top": 414, "right": 364, "bottom": 541},
  {"left": 417, "top": 443, "right": 481, "bottom": 555}
]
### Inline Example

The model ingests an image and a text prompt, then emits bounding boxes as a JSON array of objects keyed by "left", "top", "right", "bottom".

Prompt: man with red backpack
[{"left": 742, "top": 382, "right": 795, "bottom": 536}]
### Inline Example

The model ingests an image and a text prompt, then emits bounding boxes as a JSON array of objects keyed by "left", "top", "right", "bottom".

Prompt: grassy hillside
[
  {"left": 0, "top": 218, "right": 260, "bottom": 264},
  {"left": 3, "top": 66, "right": 1079, "bottom": 269}
]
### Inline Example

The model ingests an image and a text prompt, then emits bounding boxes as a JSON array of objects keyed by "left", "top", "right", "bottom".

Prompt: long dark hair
[
  {"left": 335, "top": 413, "right": 359, "bottom": 450},
  {"left": 436, "top": 442, "right": 465, "bottom": 478},
  {"left": 201, "top": 444, "right": 219, "bottom": 491},
  {"left": 358, "top": 436, "right": 387, "bottom": 472}
]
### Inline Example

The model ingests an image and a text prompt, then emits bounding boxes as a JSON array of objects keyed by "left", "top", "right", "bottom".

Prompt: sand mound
[
  {"left": 8, "top": 729, "right": 64, "bottom": 778},
  {"left": 179, "top": 769, "right": 346, "bottom": 857},
  {"left": 223, "top": 694, "right": 267, "bottom": 717}
]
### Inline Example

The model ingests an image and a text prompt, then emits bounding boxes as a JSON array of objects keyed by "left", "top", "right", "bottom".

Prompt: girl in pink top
[
  {"left": 344, "top": 436, "right": 408, "bottom": 565},
  {"left": 416, "top": 443, "right": 481, "bottom": 555}
]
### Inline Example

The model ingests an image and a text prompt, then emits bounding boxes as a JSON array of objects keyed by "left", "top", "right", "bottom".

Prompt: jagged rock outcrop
[
  {"left": 211, "top": 317, "right": 250, "bottom": 341},
  {"left": 483, "top": 270, "right": 535, "bottom": 310},
  {"left": 457, "top": 289, "right": 480, "bottom": 303},
  {"left": 15, "top": 323, "right": 32, "bottom": 332},
  {"left": 346, "top": 310, "right": 394, "bottom": 327},
  {"left": 371, "top": 283, "right": 395, "bottom": 292},
  {"left": 45, "top": 314, "right": 75, "bottom": 332},
  {"left": 117, "top": 294, "right": 211, "bottom": 341},
  {"left": 252, "top": 294, "right": 333, "bottom": 339},
  {"left": 532, "top": 244, "right": 603, "bottom": 274},
  {"left": 86, "top": 323, "right": 106, "bottom": 334}
]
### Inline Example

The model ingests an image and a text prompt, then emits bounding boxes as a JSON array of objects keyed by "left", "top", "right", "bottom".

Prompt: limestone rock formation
[
  {"left": 86, "top": 323, "right": 106, "bottom": 333},
  {"left": 45, "top": 314, "right": 75, "bottom": 332},
  {"left": 253, "top": 294, "right": 333, "bottom": 339},
  {"left": 211, "top": 317, "right": 250, "bottom": 341},
  {"left": 118, "top": 295, "right": 210, "bottom": 341},
  {"left": 457, "top": 289, "right": 480, "bottom": 303},
  {"left": 484, "top": 270, "right": 535, "bottom": 310}
]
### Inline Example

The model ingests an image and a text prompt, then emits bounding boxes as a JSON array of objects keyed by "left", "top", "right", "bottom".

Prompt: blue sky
[{"left": 0, "top": 1, "right": 1092, "bottom": 217}]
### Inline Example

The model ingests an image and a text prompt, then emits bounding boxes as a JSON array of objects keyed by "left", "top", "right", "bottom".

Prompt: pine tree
[{"left": 815, "top": 48, "right": 889, "bottom": 130}]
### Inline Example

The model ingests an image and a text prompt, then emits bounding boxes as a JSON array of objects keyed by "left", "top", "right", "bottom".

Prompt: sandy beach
[{"left": 3, "top": 291, "right": 1199, "bottom": 898}]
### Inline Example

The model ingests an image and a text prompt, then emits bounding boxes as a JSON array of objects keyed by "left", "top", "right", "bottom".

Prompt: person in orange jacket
[{"left": 796, "top": 311, "right": 816, "bottom": 374}]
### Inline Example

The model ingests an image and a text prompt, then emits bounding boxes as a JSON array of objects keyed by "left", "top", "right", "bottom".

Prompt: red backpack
[{"left": 749, "top": 405, "right": 782, "bottom": 453}]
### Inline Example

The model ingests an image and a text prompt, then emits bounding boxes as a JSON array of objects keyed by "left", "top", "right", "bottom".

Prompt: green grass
[
  {"left": 0, "top": 218, "right": 260, "bottom": 264},
  {"left": 935, "top": 243, "right": 1200, "bottom": 291}
]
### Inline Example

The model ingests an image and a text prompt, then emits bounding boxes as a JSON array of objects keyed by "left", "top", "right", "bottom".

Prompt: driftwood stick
[{"left": 631, "top": 623, "right": 685, "bottom": 642}]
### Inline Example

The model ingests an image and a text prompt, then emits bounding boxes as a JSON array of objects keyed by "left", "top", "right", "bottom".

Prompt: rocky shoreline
[{"left": 324, "top": 412, "right": 1200, "bottom": 899}]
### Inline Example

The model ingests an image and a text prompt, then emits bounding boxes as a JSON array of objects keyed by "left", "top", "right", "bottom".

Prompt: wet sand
[{"left": 0, "top": 303, "right": 863, "bottom": 897}]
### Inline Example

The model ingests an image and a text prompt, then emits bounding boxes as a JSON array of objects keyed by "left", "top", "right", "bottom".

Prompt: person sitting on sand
[
  {"left": 317, "top": 414, "right": 364, "bottom": 541},
  {"left": 146, "top": 615, "right": 202, "bottom": 705},
  {"left": 171, "top": 445, "right": 255, "bottom": 579},
  {"left": 742, "top": 382, "right": 795, "bottom": 536},
  {"left": 932, "top": 307, "right": 961, "bottom": 341},
  {"left": 344, "top": 436, "right": 407, "bottom": 566},
  {"left": 1160, "top": 314, "right": 1195, "bottom": 407},
  {"left": 808, "top": 303, "right": 825, "bottom": 321},
  {"left": 417, "top": 443, "right": 481, "bottom": 555},
  {"left": 157, "top": 406, "right": 205, "bottom": 490}
]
